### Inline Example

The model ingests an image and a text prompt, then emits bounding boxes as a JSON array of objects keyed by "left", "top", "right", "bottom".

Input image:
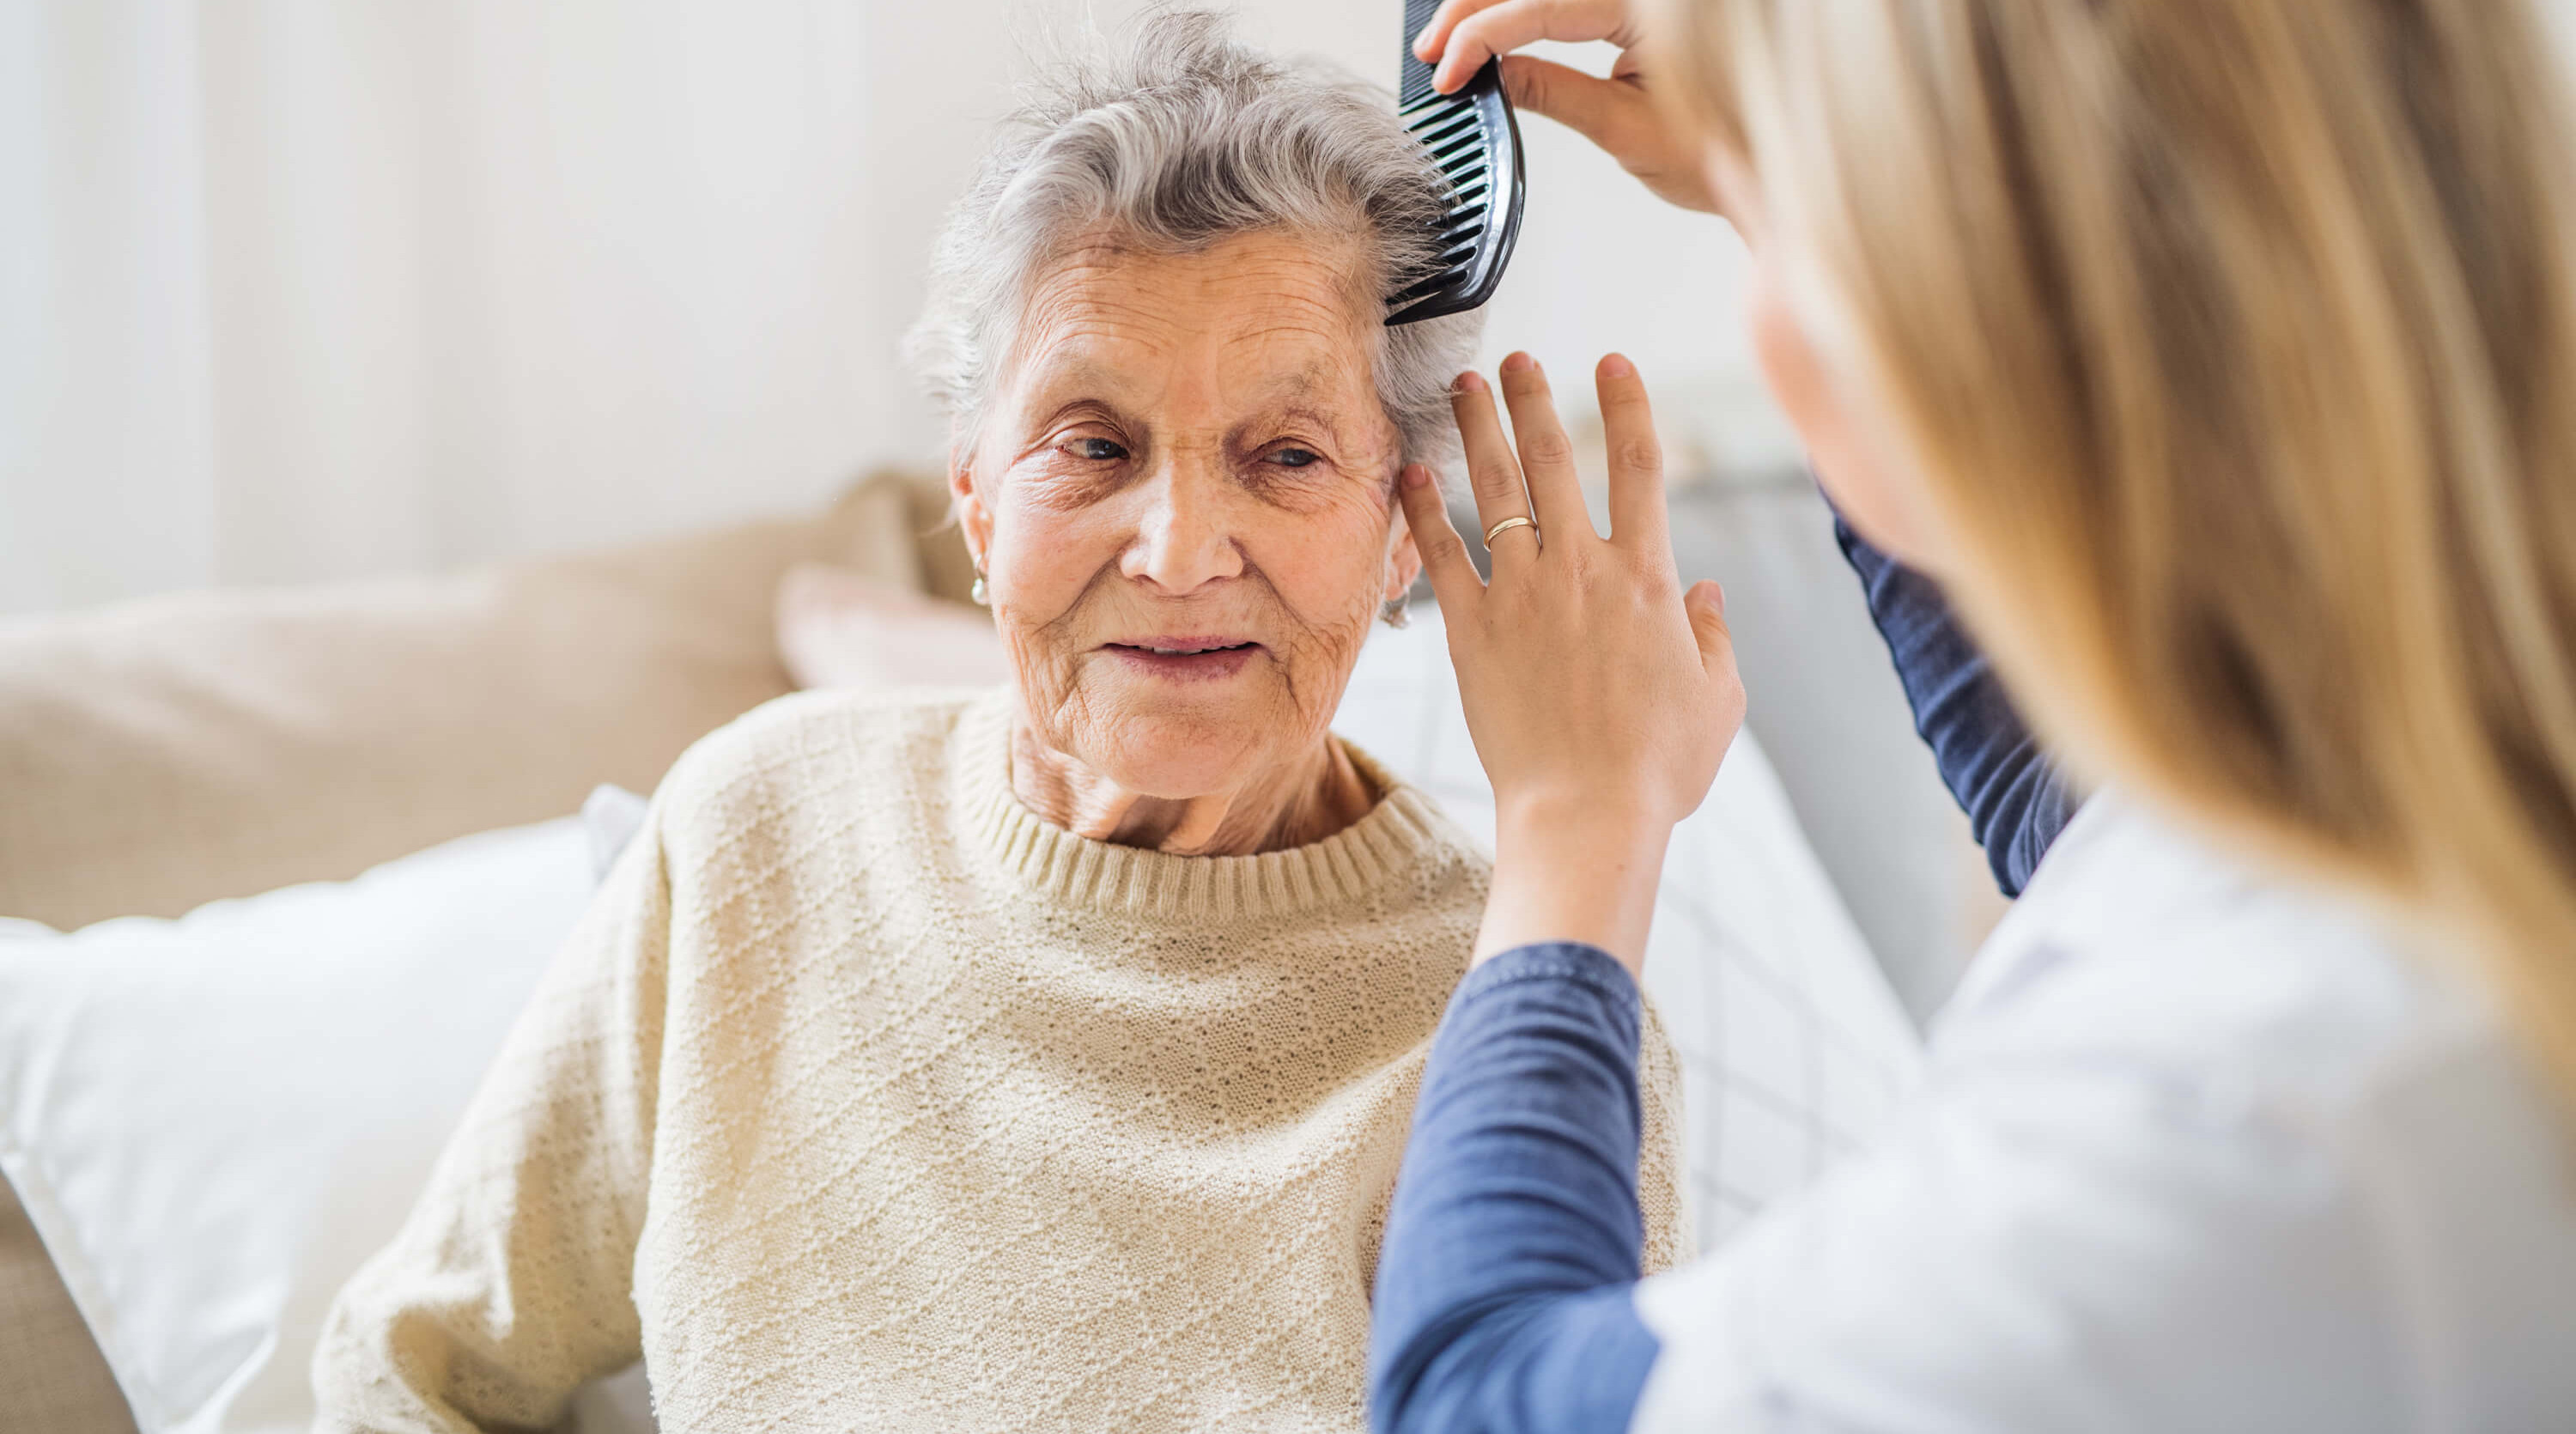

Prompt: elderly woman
[{"left": 312, "top": 14, "right": 1687, "bottom": 1434}]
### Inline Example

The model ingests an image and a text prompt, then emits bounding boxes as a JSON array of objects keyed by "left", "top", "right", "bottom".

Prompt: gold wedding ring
[{"left": 1484, "top": 514, "right": 1539, "bottom": 548}]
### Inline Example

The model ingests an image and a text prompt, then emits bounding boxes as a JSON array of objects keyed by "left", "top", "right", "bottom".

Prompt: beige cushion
[{"left": 0, "top": 471, "right": 942, "bottom": 932}]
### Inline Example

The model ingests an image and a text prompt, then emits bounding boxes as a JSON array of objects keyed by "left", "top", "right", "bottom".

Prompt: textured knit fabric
[
  {"left": 1832, "top": 513, "right": 2080, "bottom": 897},
  {"left": 312, "top": 687, "right": 1691, "bottom": 1434},
  {"left": 1368, "top": 943, "right": 1662, "bottom": 1434}
]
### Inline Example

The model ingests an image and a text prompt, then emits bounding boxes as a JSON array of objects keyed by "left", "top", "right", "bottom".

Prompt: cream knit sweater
[{"left": 315, "top": 688, "right": 1689, "bottom": 1434}]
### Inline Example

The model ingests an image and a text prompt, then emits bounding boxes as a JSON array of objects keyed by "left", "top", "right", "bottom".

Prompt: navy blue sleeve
[
  {"left": 1368, "top": 943, "right": 1658, "bottom": 1434},
  {"left": 1833, "top": 514, "right": 2080, "bottom": 897}
]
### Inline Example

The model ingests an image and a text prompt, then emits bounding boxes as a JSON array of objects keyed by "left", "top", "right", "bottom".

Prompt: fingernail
[
  {"left": 1402, "top": 463, "right": 1431, "bottom": 489},
  {"left": 1453, "top": 371, "right": 1486, "bottom": 394},
  {"left": 1499, "top": 351, "right": 1535, "bottom": 374},
  {"left": 1600, "top": 353, "right": 1637, "bottom": 379}
]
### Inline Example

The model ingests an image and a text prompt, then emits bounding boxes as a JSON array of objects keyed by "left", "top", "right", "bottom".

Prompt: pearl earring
[{"left": 970, "top": 568, "right": 989, "bottom": 607}]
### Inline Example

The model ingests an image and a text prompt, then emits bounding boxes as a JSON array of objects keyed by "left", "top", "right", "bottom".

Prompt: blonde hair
[{"left": 1656, "top": 0, "right": 2576, "bottom": 1098}]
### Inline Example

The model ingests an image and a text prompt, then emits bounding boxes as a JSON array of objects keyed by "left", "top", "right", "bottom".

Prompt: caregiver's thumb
[
  {"left": 1494, "top": 56, "right": 1628, "bottom": 149},
  {"left": 1685, "top": 577, "right": 1733, "bottom": 680},
  {"left": 1498, "top": 54, "right": 1720, "bottom": 215}
]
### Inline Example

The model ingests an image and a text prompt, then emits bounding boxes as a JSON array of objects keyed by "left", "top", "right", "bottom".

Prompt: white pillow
[
  {"left": 1335, "top": 610, "right": 1925, "bottom": 1247},
  {"left": 0, "top": 811, "right": 651, "bottom": 1434}
]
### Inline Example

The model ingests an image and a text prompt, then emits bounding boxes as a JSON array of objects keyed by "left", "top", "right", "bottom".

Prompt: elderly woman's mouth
[{"left": 1102, "top": 637, "right": 1265, "bottom": 681}]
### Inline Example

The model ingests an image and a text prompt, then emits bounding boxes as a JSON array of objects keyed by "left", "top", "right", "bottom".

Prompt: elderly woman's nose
[{"left": 1121, "top": 464, "right": 1247, "bottom": 594}]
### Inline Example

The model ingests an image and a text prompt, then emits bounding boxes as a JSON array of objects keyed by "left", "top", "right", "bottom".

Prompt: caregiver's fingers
[
  {"left": 1596, "top": 354, "right": 1670, "bottom": 552},
  {"left": 1686, "top": 580, "right": 1747, "bottom": 773},
  {"left": 1450, "top": 372, "right": 1538, "bottom": 558},
  {"left": 1412, "top": 0, "right": 1512, "bottom": 64},
  {"left": 1425, "top": 0, "right": 1640, "bottom": 95},
  {"left": 1398, "top": 464, "right": 1480, "bottom": 611},
  {"left": 1686, "top": 580, "right": 1738, "bottom": 679},
  {"left": 1495, "top": 354, "right": 1588, "bottom": 542}
]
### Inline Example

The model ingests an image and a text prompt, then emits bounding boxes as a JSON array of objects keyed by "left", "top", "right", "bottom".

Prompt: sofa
[{"left": 0, "top": 472, "right": 967, "bottom": 1433}]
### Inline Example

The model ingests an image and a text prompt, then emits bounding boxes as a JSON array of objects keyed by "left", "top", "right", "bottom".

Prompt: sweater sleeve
[
  {"left": 311, "top": 809, "right": 671, "bottom": 1433},
  {"left": 1368, "top": 943, "right": 1660, "bottom": 1434},
  {"left": 1832, "top": 514, "right": 2080, "bottom": 897}
]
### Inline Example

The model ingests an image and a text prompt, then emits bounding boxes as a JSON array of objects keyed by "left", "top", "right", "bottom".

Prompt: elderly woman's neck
[{"left": 1008, "top": 722, "right": 1381, "bottom": 857}]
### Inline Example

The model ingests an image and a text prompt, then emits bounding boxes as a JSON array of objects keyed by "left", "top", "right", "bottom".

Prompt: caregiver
[{"left": 1368, "top": 0, "right": 2576, "bottom": 1430}]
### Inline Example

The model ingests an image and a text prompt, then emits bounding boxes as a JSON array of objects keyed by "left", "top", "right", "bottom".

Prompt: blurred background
[
  {"left": 0, "top": 0, "right": 1803, "bottom": 611},
  {"left": 0, "top": 0, "right": 2066, "bottom": 1017}
]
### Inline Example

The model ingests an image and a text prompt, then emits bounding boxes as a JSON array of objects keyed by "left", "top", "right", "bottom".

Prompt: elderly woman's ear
[
  {"left": 1384, "top": 517, "right": 1425, "bottom": 606},
  {"left": 949, "top": 447, "right": 995, "bottom": 586}
]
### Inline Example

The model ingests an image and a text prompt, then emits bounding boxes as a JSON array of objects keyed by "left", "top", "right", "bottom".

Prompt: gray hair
[{"left": 904, "top": 8, "right": 1484, "bottom": 480}]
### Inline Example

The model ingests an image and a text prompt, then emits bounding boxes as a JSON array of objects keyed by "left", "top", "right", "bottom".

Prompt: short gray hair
[{"left": 905, "top": 8, "right": 1484, "bottom": 479}]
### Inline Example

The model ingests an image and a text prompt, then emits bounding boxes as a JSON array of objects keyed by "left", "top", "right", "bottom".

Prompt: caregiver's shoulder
[
  {"left": 1948, "top": 796, "right": 2576, "bottom": 1340},
  {"left": 1735, "top": 796, "right": 2576, "bottom": 1428},
  {"left": 653, "top": 684, "right": 996, "bottom": 831},
  {"left": 1949, "top": 794, "right": 2537, "bottom": 1113}
]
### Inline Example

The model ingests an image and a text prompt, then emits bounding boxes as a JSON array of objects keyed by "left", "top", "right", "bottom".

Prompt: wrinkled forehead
[{"left": 999, "top": 230, "right": 1391, "bottom": 425}]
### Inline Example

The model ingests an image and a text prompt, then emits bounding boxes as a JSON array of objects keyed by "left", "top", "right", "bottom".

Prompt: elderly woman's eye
[
  {"left": 1066, "top": 437, "right": 1129, "bottom": 462},
  {"left": 1267, "top": 447, "right": 1321, "bottom": 469}
]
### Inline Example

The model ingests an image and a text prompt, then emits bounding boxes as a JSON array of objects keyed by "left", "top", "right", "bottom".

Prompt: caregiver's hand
[
  {"left": 1399, "top": 354, "right": 1742, "bottom": 972},
  {"left": 1413, "top": 0, "right": 1720, "bottom": 214}
]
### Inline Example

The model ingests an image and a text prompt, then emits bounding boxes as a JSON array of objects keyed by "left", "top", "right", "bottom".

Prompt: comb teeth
[
  {"left": 1404, "top": 99, "right": 1492, "bottom": 216},
  {"left": 1406, "top": 101, "right": 1476, "bottom": 137},
  {"left": 1389, "top": 1, "right": 1525, "bottom": 325},
  {"left": 1400, "top": 0, "right": 1443, "bottom": 106}
]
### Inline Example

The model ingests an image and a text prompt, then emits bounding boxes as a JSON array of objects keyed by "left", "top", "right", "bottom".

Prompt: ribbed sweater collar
[{"left": 950, "top": 688, "right": 1459, "bottom": 922}]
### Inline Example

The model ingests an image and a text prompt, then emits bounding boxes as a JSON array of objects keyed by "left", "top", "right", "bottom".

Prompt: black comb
[{"left": 1387, "top": 0, "right": 1528, "bottom": 325}]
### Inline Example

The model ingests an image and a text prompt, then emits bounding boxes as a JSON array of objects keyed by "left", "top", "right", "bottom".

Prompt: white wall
[{"left": 0, "top": 0, "right": 1765, "bottom": 617}]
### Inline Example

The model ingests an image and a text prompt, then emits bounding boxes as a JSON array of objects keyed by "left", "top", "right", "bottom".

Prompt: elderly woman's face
[{"left": 955, "top": 232, "right": 1418, "bottom": 801}]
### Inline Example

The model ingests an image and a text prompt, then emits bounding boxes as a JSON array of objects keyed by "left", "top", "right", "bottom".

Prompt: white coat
[{"left": 1631, "top": 795, "right": 2576, "bottom": 1431}]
